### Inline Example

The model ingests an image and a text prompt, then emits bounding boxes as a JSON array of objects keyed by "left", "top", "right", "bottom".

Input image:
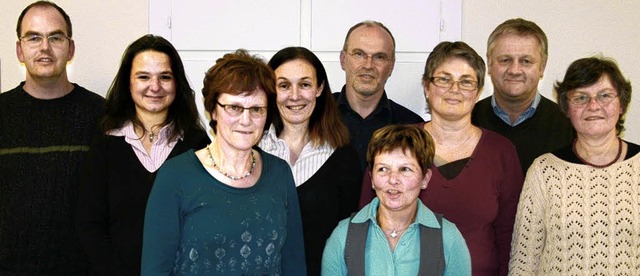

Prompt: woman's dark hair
[
  {"left": 102, "top": 34, "right": 203, "bottom": 141},
  {"left": 268, "top": 46, "right": 349, "bottom": 148},
  {"left": 202, "top": 49, "right": 276, "bottom": 134},
  {"left": 555, "top": 56, "right": 632, "bottom": 135}
]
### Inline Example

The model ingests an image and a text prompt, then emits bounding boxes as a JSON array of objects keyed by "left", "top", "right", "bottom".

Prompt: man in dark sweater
[
  {"left": 334, "top": 21, "right": 424, "bottom": 170},
  {"left": 472, "top": 18, "right": 574, "bottom": 174},
  {"left": 0, "top": 2, "right": 104, "bottom": 275}
]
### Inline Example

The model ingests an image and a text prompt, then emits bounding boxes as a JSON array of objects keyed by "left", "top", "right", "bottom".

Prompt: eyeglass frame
[
  {"left": 216, "top": 102, "right": 267, "bottom": 118},
  {"left": 345, "top": 50, "right": 392, "bottom": 66},
  {"left": 429, "top": 76, "right": 478, "bottom": 92},
  {"left": 19, "top": 32, "right": 71, "bottom": 48},
  {"left": 566, "top": 91, "right": 619, "bottom": 106}
]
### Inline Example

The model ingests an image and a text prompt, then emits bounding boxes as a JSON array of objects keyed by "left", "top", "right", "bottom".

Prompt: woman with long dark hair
[{"left": 76, "top": 34, "right": 209, "bottom": 275}]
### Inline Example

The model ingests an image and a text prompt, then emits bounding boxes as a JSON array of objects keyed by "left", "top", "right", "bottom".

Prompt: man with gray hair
[
  {"left": 472, "top": 18, "right": 573, "bottom": 173},
  {"left": 334, "top": 20, "right": 424, "bottom": 171}
]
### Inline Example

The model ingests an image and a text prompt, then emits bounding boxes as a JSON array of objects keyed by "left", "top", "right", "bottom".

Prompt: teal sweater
[{"left": 142, "top": 148, "right": 307, "bottom": 275}]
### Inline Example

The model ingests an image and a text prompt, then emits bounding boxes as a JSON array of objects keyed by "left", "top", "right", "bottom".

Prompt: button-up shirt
[
  {"left": 334, "top": 86, "right": 424, "bottom": 170},
  {"left": 491, "top": 92, "right": 541, "bottom": 126},
  {"left": 108, "top": 122, "right": 180, "bottom": 172},
  {"left": 259, "top": 124, "right": 335, "bottom": 186},
  {"left": 322, "top": 198, "right": 471, "bottom": 276}
]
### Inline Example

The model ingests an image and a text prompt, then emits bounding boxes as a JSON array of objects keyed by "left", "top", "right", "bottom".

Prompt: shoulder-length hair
[
  {"left": 268, "top": 47, "right": 350, "bottom": 148},
  {"left": 102, "top": 34, "right": 203, "bottom": 140}
]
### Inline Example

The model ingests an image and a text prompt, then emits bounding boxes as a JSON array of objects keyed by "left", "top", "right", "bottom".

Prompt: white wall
[
  {"left": 462, "top": 2, "right": 640, "bottom": 143},
  {"left": 1, "top": 1, "right": 638, "bottom": 143},
  {"left": 0, "top": 0, "right": 149, "bottom": 95}
]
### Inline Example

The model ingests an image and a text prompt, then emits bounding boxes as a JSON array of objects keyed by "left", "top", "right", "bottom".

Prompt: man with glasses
[
  {"left": 471, "top": 18, "right": 574, "bottom": 173},
  {"left": 0, "top": 1, "right": 103, "bottom": 274},
  {"left": 334, "top": 21, "right": 424, "bottom": 171}
]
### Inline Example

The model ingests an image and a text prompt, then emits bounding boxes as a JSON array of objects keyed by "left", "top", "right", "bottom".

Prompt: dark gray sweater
[{"left": 0, "top": 83, "right": 104, "bottom": 275}]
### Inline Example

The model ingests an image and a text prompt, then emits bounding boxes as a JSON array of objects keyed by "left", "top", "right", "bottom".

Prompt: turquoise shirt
[{"left": 322, "top": 198, "right": 471, "bottom": 276}]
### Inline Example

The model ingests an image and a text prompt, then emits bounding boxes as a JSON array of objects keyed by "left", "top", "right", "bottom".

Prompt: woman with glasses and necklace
[
  {"left": 259, "top": 47, "right": 361, "bottom": 275},
  {"left": 141, "top": 49, "right": 306, "bottom": 275},
  {"left": 509, "top": 56, "right": 639, "bottom": 275},
  {"left": 76, "top": 34, "right": 209, "bottom": 276},
  {"left": 359, "top": 41, "right": 524, "bottom": 276}
]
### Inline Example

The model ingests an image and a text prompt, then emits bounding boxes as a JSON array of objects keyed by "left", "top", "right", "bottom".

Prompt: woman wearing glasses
[
  {"left": 259, "top": 47, "right": 361, "bottom": 275},
  {"left": 359, "top": 41, "right": 523, "bottom": 276},
  {"left": 141, "top": 50, "right": 306, "bottom": 275},
  {"left": 509, "top": 57, "right": 639, "bottom": 275},
  {"left": 76, "top": 34, "right": 209, "bottom": 276}
]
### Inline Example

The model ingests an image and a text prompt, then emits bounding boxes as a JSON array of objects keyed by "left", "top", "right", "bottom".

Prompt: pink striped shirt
[{"left": 108, "top": 122, "right": 181, "bottom": 172}]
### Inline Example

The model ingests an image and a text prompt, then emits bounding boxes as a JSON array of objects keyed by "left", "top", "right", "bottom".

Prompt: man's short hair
[
  {"left": 342, "top": 20, "right": 396, "bottom": 56},
  {"left": 16, "top": 1, "right": 72, "bottom": 38},
  {"left": 487, "top": 18, "right": 547, "bottom": 65}
]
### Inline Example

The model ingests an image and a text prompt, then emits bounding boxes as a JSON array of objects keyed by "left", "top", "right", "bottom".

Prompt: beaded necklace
[{"left": 207, "top": 145, "right": 256, "bottom": 180}]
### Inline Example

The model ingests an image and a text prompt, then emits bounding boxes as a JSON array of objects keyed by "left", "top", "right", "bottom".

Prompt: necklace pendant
[
  {"left": 390, "top": 229, "right": 398, "bottom": 238},
  {"left": 149, "top": 132, "right": 154, "bottom": 143}
]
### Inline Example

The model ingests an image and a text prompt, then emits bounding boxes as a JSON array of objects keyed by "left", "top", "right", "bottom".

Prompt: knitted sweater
[
  {"left": 472, "top": 95, "right": 574, "bottom": 173},
  {"left": 509, "top": 147, "right": 640, "bottom": 275},
  {"left": 0, "top": 83, "right": 104, "bottom": 275}
]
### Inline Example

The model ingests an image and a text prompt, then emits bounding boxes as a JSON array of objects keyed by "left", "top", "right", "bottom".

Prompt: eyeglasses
[
  {"left": 19, "top": 33, "right": 70, "bottom": 48},
  {"left": 217, "top": 102, "right": 267, "bottom": 118},
  {"left": 567, "top": 92, "right": 618, "bottom": 106},
  {"left": 429, "top": 76, "right": 478, "bottom": 92},
  {"left": 347, "top": 50, "right": 391, "bottom": 65}
]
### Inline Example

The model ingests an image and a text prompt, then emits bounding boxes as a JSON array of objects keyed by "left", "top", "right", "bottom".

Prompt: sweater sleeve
[
  {"left": 508, "top": 160, "right": 547, "bottom": 275},
  {"left": 76, "top": 136, "right": 126, "bottom": 275},
  {"left": 495, "top": 142, "right": 525, "bottom": 276},
  {"left": 281, "top": 164, "right": 308, "bottom": 275},
  {"left": 141, "top": 165, "right": 183, "bottom": 275}
]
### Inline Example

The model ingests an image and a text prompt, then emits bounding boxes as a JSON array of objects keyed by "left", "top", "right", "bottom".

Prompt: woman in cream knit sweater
[{"left": 509, "top": 56, "right": 639, "bottom": 275}]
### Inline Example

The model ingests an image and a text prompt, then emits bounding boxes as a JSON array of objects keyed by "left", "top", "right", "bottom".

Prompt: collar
[
  {"left": 108, "top": 121, "right": 181, "bottom": 143},
  {"left": 260, "top": 124, "right": 284, "bottom": 151},
  {"left": 491, "top": 92, "right": 541, "bottom": 126},
  {"left": 336, "top": 85, "right": 392, "bottom": 114},
  {"left": 352, "top": 197, "right": 442, "bottom": 229},
  {"left": 260, "top": 124, "right": 331, "bottom": 151}
]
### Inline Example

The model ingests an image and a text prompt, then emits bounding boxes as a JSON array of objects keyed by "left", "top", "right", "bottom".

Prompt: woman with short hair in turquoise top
[{"left": 322, "top": 125, "right": 471, "bottom": 275}]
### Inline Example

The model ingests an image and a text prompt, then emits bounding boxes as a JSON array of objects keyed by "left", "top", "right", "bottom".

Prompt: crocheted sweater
[{"left": 509, "top": 151, "right": 640, "bottom": 275}]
